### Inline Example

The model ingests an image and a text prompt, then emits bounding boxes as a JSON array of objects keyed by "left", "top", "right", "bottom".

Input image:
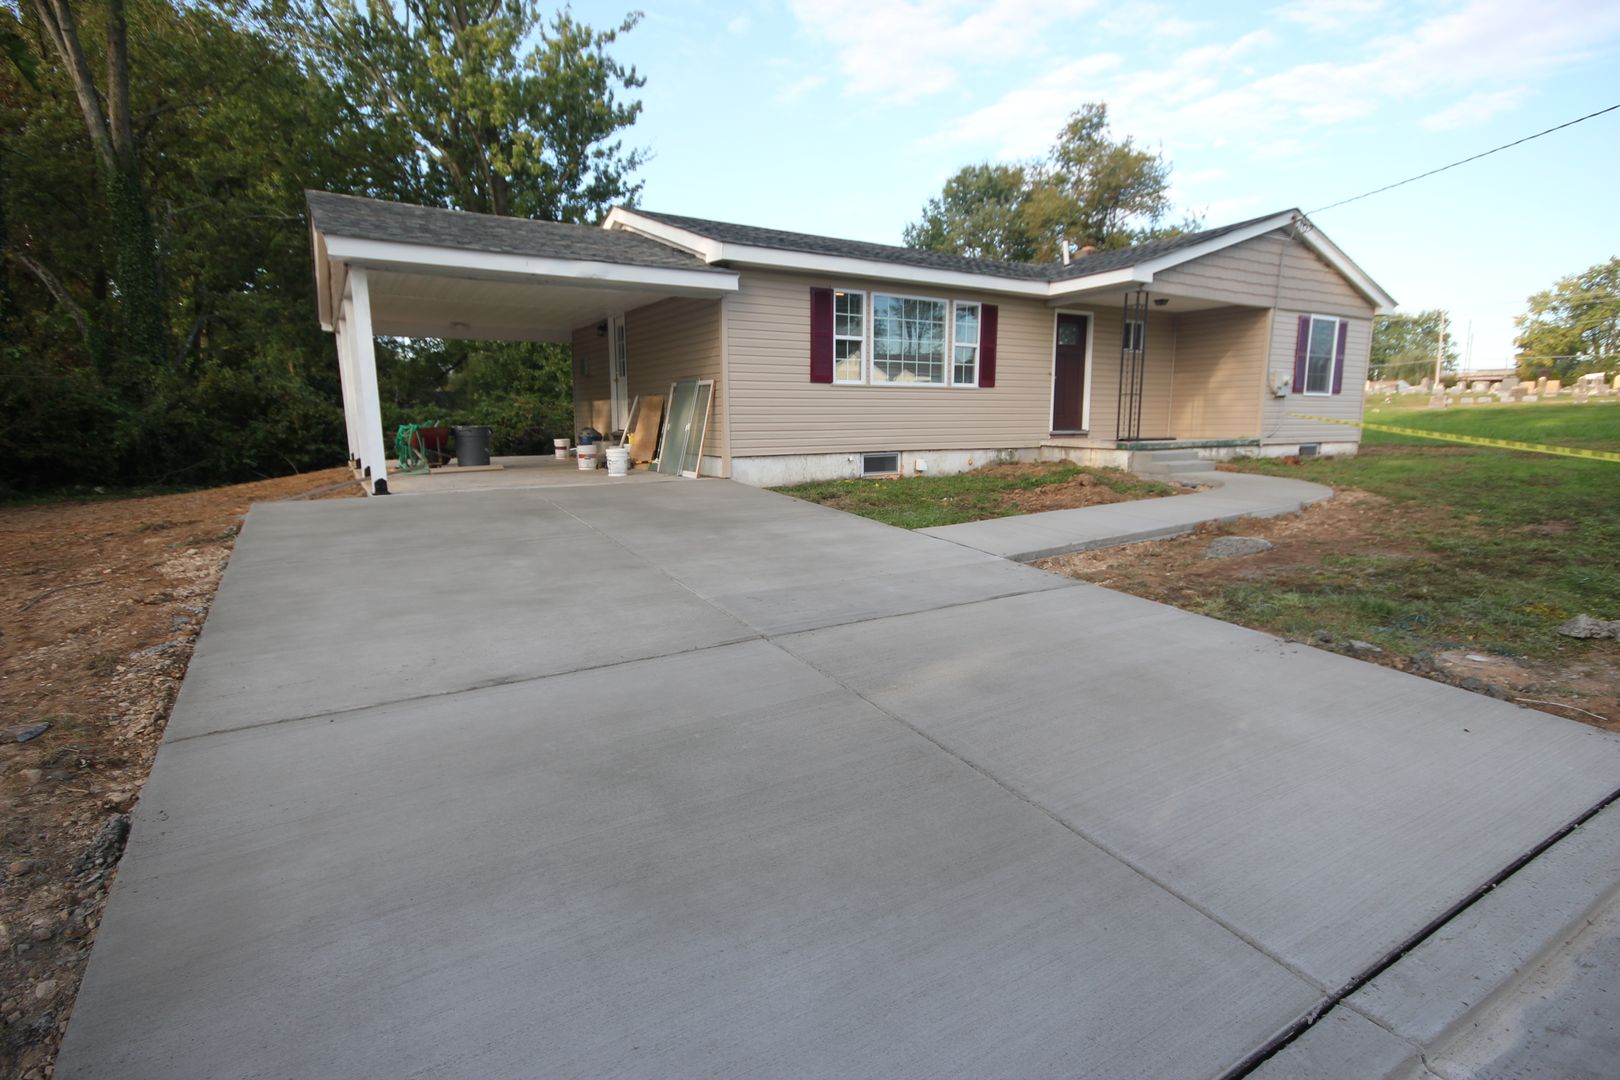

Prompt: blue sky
[{"left": 585, "top": 0, "right": 1620, "bottom": 369}]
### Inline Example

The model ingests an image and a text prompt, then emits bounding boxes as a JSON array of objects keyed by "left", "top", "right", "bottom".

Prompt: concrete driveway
[{"left": 56, "top": 480, "right": 1620, "bottom": 1079}]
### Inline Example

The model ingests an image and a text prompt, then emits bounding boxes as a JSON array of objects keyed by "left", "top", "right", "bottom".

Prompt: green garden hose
[{"left": 393, "top": 421, "right": 438, "bottom": 476}]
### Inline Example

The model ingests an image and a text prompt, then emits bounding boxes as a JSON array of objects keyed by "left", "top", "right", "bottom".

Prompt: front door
[
  {"left": 1052, "top": 313, "right": 1088, "bottom": 432},
  {"left": 608, "top": 314, "right": 629, "bottom": 433}
]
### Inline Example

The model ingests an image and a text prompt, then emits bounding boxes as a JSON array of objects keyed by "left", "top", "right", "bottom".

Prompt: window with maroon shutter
[
  {"left": 1331, "top": 319, "right": 1348, "bottom": 394},
  {"left": 1297, "top": 315, "right": 1342, "bottom": 395},
  {"left": 809, "top": 287, "right": 834, "bottom": 383},
  {"left": 1292, "top": 315, "right": 1309, "bottom": 393},
  {"left": 979, "top": 304, "right": 998, "bottom": 387}
]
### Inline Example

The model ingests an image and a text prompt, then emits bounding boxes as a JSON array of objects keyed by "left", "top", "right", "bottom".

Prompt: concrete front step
[{"left": 1130, "top": 449, "right": 1212, "bottom": 479}]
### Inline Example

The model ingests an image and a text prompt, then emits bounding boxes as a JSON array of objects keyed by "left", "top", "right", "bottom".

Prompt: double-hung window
[
  {"left": 872, "top": 294, "right": 948, "bottom": 385},
  {"left": 833, "top": 289, "right": 865, "bottom": 383},
  {"left": 1303, "top": 315, "right": 1339, "bottom": 395},
  {"left": 1122, "top": 318, "right": 1144, "bottom": 352},
  {"left": 952, "top": 302, "right": 980, "bottom": 386}
]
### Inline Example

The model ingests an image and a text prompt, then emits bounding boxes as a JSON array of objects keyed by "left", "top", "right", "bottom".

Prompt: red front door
[{"left": 1052, "top": 314, "right": 1088, "bottom": 432}]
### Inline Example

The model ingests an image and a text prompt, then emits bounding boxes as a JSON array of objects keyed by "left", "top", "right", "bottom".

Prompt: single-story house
[{"left": 306, "top": 191, "right": 1394, "bottom": 494}]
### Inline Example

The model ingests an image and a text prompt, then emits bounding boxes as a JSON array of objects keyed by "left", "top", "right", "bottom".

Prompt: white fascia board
[
  {"left": 608, "top": 208, "right": 1053, "bottom": 297},
  {"left": 321, "top": 235, "right": 739, "bottom": 295},
  {"left": 1130, "top": 212, "right": 1298, "bottom": 279},
  {"left": 1294, "top": 221, "right": 1398, "bottom": 312},
  {"left": 604, "top": 208, "right": 723, "bottom": 261},
  {"left": 716, "top": 245, "right": 1054, "bottom": 297},
  {"left": 311, "top": 224, "right": 334, "bottom": 330},
  {"left": 1044, "top": 265, "right": 1154, "bottom": 301}
]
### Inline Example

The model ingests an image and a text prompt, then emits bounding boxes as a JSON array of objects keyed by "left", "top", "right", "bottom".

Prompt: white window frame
[
  {"left": 951, "top": 301, "right": 981, "bottom": 388},
  {"left": 870, "top": 291, "right": 952, "bottom": 388},
  {"left": 832, "top": 287, "right": 867, "bottom": 385},
  {"left": 822, "top": 287, "right": 989, "bottom": 389},
  {"left": 1122, "top": 318, "right": 1144, "bottom": 353},
  {"left": 1303, "top": 314, "right": 1341, "bottom": 396}
]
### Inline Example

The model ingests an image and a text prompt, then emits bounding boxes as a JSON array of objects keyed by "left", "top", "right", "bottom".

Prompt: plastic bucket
[
  {"left": 554, "top": 437, "right": 570, "bottom": 461},
  {"left": 605, "top": 447, "right": 630, "bottom": 477},
  {"left": 452, "top": 425, "right": 492, "bottom": 467},
  {"left": 576, "top": 443, "right": 598, "bottom": 471}
]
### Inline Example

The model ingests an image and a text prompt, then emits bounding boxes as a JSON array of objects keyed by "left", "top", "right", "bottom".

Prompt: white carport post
[
  {"left": 332, "top": 319, "right": 360, "bottom": 468},
  {"left": 341, "top": 266, "right": 390, "bottom": 494}
]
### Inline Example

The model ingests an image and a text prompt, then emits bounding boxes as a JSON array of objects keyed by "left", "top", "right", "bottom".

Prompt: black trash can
[{"left": 453, "top": 425, "right": 492, "bottom": 467}]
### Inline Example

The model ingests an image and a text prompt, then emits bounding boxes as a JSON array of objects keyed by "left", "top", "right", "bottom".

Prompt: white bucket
[
  {"left": 576, "top": 444, "right": 598, "bottom": 471},
  {"left": 605, "top": 447, "right": 630, "bottom": 477},
  {"left": 554, "top": 437, "right": 570, "bottom": 461}
]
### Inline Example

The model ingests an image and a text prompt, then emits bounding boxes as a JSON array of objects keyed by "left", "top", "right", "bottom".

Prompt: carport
[{"left": 306, "top": 191, "right": 739, "bottom": 493}]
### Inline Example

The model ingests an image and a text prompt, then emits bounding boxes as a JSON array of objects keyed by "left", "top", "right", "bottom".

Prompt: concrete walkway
[
  {"left": 920, "top": 466, "right": 1331, "bottom": 561},
  {"left": 55, "top": 481, "right": 1620, "bottom": 1079}
]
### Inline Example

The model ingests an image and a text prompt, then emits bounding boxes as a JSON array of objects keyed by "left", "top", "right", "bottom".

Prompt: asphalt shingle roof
[
  {"left": 305, "top": 191, "right": 724, "bottom": 274},
  {"left": 631, "top": 208, "right": 1297, "bottom": 282},
  {"left": 308, "top": 190, "right": 1297, "bottom": 286}
]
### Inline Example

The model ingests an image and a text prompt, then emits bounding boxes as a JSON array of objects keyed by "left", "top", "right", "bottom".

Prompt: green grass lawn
[
  {"left": 773, "top": 462, "right": 1175, "bottom": 530},
  {"left": 1220, "top": 400, "right": 1620, "bottom": 658}
]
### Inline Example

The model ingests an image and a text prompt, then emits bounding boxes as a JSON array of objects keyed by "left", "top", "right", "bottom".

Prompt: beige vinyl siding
[
  {"left": 571, "top": 297, "right": 723, "bottom": 458},
  {"left": 725, "top": 271, "right": 1185, "bottom": 454},
  {"left": 1167, "top": 307, "right": 1268, "bottom": 440},
  {"left": 1081, "top": 307, "right": 1175, "bottom": 442},
  {"left": 1155, "top": 230, "right": 1373, "bottom": 319},
  {"left": 1156, "top": 229, "right": 1373, "bottom": 445},
  {"left": 622, "top": 298, "right": 725, "bottom": 464},
  {"left": 1262, "top": 311, "right": 1372, "bottom": 445},
  {"left": 572, "top": 324, "right": 611, "bottom": 435}
]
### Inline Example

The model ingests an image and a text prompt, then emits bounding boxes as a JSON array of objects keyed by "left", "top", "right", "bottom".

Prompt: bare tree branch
[
  {"left": 9, "top": 249, "right": 93, "bottom": 350},
  {"left": 29, "top": 0, "right": 118, "bottom": 174}
]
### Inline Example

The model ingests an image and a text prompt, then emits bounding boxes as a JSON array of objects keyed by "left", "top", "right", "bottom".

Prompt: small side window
[{"left": 1122, "top": 319, "right": 1144, "bottom": 352}]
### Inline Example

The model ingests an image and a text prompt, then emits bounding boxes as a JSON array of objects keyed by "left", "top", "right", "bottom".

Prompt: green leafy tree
[
  {"left": 2, "top": 0, "right": 411, "bottom": 490},
  {"left": 272, "top": 0, "right": 646, "bottom": 221},
  {"left": 1514, "top": 258, "right": 1620, "bottom": 380},
  {"left": 17, "top": 0, "right": 168, "bottom": 399},
  {"left": 906, "top": 103, "right": 1195, "bottom": 262},
  {"left": 1370, "top": 310, "right": 1457, "bottom": 382},
  {"left": 903, "top": 163, "right": 1037, "bottom": 262}
]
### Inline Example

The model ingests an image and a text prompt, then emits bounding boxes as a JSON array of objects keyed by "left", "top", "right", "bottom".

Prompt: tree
[
  {"left": 2, "top": 0, "right": 412, "bottom": 489},
  {"left": 271, "top": 0, "right": 646, "bottom": 222},
  {"left": 19, "top": 0, "right": 168, "bottom": 395},
  {"left": 906, "top": 103, "right": 1195, "bottom": 263},
  {"left": 1370, "top": 310, "right": 1457, "bottom": 382},
  {"left": 1514, "top": 258, "right": 1620, "bottom": 381},
  {"left": 902, "top": 163, "right": 1036, "bottom": 262}
]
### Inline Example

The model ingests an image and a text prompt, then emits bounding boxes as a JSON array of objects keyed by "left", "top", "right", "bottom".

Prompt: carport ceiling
[{"left": 360, "top": 269, "right": 678, "bottom": 343}]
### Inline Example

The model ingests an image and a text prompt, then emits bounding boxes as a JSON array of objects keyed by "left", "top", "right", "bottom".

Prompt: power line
[{"left": 1309, "top": 103, "right": 1620, "bottom": 214}]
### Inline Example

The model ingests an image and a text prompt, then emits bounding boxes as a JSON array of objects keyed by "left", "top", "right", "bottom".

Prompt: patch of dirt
[
  {"left": 1041, "top": 487, "right": 1422, "bottom": 587},
  {"left": 0, "top": 468, "right": 360, "bottom": 1078},
  {"left": 1000, "top": 468, "right": 1195, "bottom": 514},
  {"left": 1034, "top": 488, "right": 1619, "bottom": 734}
]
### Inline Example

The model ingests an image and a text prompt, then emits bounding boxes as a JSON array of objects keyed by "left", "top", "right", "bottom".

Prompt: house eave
[{"left": 319, "top": 234, "right": 740, "bottom": 296}]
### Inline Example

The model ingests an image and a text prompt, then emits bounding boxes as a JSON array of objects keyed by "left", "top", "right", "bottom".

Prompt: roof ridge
[{"left": 627, "top": 206, "right": 1300, "bottom": 282}]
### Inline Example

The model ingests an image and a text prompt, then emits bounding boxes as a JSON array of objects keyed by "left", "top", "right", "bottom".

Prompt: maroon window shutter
[
  {"left": 1292, "top": 315, "right": 1310, "bottom": 393},
  {"left": 1331, "top": 319, "right": 1348, "bottom": 394},
  {"left": 809, "top": 287, "right": 834, "bottom": 383},
  {"left": 978, "top": 304, "right": 998, "bottom": 387}
]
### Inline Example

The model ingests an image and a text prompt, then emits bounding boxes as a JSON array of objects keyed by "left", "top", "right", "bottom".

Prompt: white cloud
[
  {"left": 931, "top": 0, "right": 1620, "bottom": 159},
  {"left": 1421, "top": 87, "right": 1526, "bottom": 130},
  {"left": 788, "top": 0, "right": 1104, "bottom": 103},
  {"left": 776, "top": 74, "right": 828, "bottom": 104},
  {"left": 1272, "top": 0, "right": 1385, "bottom": 32},
  {"left": 727, "top": 14, "right": 751, "bottom": 34}
]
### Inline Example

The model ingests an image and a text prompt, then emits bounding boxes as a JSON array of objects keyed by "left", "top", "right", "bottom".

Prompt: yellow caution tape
[{"left": 1286, "top": 414, "right": 1620, "bottom": 463}]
